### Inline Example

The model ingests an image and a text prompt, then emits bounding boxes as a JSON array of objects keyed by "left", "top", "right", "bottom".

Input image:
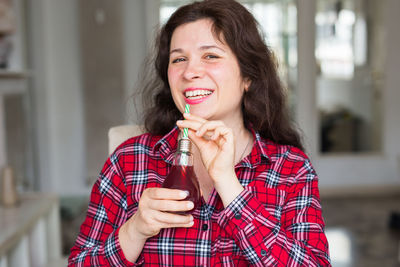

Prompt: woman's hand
[
  {"left": 127, "top": 188, "right": 194, "bottom": 239},
  {"left": 119, "top": 188, "right": 194, "bottom": 262},
  {"left": 177, "top": 113, "right": 244, "bottom": 206},
  {"left": 177, "top": 113, "right": 236, "bottom": 183}
]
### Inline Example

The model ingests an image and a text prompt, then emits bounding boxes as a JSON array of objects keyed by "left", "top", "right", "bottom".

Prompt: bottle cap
[{"left": 178, "top": 138, "right": 191, "bottom": 153}]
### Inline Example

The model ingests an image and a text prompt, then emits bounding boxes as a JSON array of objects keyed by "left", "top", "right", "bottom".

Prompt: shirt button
[
  {"left": 201, "top": 224, "right": 208, "bottom": 231},
  {"left": 260, "top": 249, "right": 267, "bottom": 256},
  {"left": 234, "top": 213, "right": 241, "bottom": 220}
]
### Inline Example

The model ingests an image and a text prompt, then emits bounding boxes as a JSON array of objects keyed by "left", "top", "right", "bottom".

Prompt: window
[{"left": 316, "top": 0, "right": 384, "bottom": 153}]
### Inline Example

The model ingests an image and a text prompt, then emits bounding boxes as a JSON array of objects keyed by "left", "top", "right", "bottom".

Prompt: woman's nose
[{"left": 183, "top": 60, "right": 204, "bottom": 80}]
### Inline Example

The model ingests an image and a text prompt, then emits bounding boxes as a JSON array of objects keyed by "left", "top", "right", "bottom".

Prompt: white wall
[
  {"left": 297, "top": 0, "right": 318, "bottom": 156},
  {"left": 123, "top": 0, "right": 160, "bottom": 123},
  {"left": 382, "top": 0, "right": 400, "bottom": 176},
  {"left": 29, "top": 0, "right": 160, "bottom": 196},
  {"left": 29, "top": 0, "right": 86, "bottom": 195}
]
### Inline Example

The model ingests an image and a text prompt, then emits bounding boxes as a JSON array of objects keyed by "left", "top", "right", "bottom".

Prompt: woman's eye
[
  {"left": 205, "top": 54, "right": 219, "bottom": 59},
  {"left": 172, "top": 58, "right": 185, "bottom": 63}
]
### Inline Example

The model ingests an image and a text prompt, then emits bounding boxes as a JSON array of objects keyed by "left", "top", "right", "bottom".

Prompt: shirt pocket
[
  {"left": 215, "top": 235, "right": 242, "bottom": 258},
  {"left": 215, "top": 242, "right": 247, "bottom": 266},
  {"left": 246, "top": 186, "right": 287, "bottom": 221}
]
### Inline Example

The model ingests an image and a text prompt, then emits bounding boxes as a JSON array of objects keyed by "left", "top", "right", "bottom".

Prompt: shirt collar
[
  {"left": 238, "top": 127, "right": 270, "bottom": 168},
  {"left": 152, "top": 126, "right": 180, "bottom": 164}
]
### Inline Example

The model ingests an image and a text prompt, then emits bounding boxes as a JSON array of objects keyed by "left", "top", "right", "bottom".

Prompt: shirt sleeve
[
  {"left": 217, "top": 159, "right": 331, "bottom": 267},
  {"left": 68, "top": 156, "right": 144, "bottom": 267}
]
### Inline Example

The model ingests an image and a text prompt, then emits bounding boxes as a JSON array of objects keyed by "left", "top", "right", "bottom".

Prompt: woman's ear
[{"left": 244, "top": 78, "right": 251, "bottom": 92}]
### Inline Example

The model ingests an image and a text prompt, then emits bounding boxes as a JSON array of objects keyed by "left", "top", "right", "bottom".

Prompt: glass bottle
[{"left": 162, "top": 138, "right": 201, "bottom": 214}]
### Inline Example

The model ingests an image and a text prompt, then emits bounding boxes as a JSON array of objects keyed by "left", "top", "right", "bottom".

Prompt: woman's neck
[
  {"left": 221, "top": 113, "right": 253, "bottom": 161},
  {"left": 233, "top": 125, "right": 253, "bottom": 164}
]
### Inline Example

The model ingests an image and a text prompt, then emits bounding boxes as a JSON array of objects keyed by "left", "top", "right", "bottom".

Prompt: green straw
[{"left": 183, "top": 104, "right": 190, "bottom": 138}]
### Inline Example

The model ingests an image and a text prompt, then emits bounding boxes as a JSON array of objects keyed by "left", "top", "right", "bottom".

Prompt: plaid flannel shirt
[{"left": 69, "top": 126, "right": 330, "bottom": 266}]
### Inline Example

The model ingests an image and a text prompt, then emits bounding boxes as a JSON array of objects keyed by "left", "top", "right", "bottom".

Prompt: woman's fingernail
[
  {"left": 180, "top": 190, "right": 189, "bottom": 198},
  {"left": 187, "top": 201, "right": 194, "bottom": 209},
  {"left": 177, "top": 120, "right": 183, "bottom": 125}
]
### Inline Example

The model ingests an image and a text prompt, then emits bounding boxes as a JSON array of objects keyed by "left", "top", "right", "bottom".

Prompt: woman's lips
[
  {"left": 184, "top": 88, "right": 214, "bottom": 105},
  {"left": 185, "top": 93, "right": 212, "bottom": 105}
]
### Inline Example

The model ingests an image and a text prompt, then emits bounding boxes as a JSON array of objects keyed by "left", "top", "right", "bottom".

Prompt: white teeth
[{"left": 185, "top": 90, "right": 213, "bottom": 98}]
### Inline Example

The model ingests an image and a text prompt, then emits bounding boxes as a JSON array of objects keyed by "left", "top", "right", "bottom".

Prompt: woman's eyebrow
[
  {"left": 170, "top": 45, "right": 226, "bottom": 55},
  {"left": 170, "top": 48, "right": 183, "bottom": 55},
  {"left": 199, "top": 45, "right": 226, "bottom": 53}
]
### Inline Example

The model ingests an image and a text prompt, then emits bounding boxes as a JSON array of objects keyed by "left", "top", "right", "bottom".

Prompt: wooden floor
[{"left": 322, "top": 194, "right": 400, "bottom": 267}]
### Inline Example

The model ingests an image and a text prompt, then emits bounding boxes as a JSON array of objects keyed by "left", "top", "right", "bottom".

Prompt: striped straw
[{"left": 183, "top": 104, "right": 190, "bottom": 138}]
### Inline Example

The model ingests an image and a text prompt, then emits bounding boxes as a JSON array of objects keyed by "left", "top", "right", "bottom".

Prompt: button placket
[{"left": 197, "top": 204, "right": 212, "bottom": 266}]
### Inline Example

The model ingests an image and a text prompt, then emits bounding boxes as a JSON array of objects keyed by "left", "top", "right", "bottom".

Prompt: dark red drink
[
  {"left": 162, "top": 165, "right": 201, "bottom": 214},
  {"left": 162, "top": 138, "right": 201, "bottom": 215}
]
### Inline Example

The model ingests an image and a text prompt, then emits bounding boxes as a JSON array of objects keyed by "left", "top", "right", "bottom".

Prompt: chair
[{"left": 108, "top": 125, "right": 145, "bottom": 154}]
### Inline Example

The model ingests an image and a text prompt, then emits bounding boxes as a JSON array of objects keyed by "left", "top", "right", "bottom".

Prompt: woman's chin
[{"left": 189, "top": 109, "right": 212, "bottom": 120}]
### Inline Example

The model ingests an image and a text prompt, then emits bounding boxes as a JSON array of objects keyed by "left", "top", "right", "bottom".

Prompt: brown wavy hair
[{"left": 140, "top": 0, "right": 303, "bottom": 150}]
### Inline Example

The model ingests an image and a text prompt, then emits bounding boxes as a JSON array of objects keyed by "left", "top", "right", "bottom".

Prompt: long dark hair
[{"left": 140, "top": 0, "right": 303, "bottom": 150}]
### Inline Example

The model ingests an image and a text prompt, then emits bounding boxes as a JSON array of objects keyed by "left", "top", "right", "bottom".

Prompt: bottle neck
[{"left": 175, "top": 138, "right": 193, "bottom": 166}]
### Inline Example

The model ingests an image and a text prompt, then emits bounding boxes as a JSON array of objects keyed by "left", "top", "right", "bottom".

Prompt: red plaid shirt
[{"left": 69, "top": 127, "right": 330, "bottom": 266}]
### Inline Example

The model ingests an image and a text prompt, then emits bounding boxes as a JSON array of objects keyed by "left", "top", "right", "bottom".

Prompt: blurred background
[{"left": 0, "top": 0, "right": 399, "bottom": 266}]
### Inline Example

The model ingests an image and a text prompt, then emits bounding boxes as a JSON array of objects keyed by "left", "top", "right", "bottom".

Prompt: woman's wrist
[
  {"left": 213, "top": 171, "right": 244, "bottom": 208},
  {"left": 126, "top": 214, "right": 148, "bottom": 242},
  {"left": 119, "top": 216, "right": 147, "bottom": 263}
]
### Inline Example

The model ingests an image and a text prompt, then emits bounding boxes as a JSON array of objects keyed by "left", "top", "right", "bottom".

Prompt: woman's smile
[{"left": 184, "top": 88, "right": 214, "bottom": 104}]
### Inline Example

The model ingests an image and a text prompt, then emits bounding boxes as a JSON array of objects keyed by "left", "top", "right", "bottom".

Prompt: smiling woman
[
  {"left": 167, "top": 18, "right": 249, "bottom": 126},
  {"left": 68, "top": 0, "right": 330, "bottom": 266}
]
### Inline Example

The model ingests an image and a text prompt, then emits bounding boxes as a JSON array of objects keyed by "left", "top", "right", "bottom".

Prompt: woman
[{"left": 69, "top": 0, "right": 331, "bottom": 266}]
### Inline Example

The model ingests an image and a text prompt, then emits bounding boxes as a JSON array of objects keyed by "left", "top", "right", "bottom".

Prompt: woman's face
[{"left": 168, "top": 19, "right": 250, "bottom": 125}]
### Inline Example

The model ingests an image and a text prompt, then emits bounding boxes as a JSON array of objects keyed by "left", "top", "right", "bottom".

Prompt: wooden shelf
[
  {"left": 0, "top": 193, "right": 62, "bottom": 267},
  {"left": 0, "top": 70, "right": 29, "bottom": 79}
]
